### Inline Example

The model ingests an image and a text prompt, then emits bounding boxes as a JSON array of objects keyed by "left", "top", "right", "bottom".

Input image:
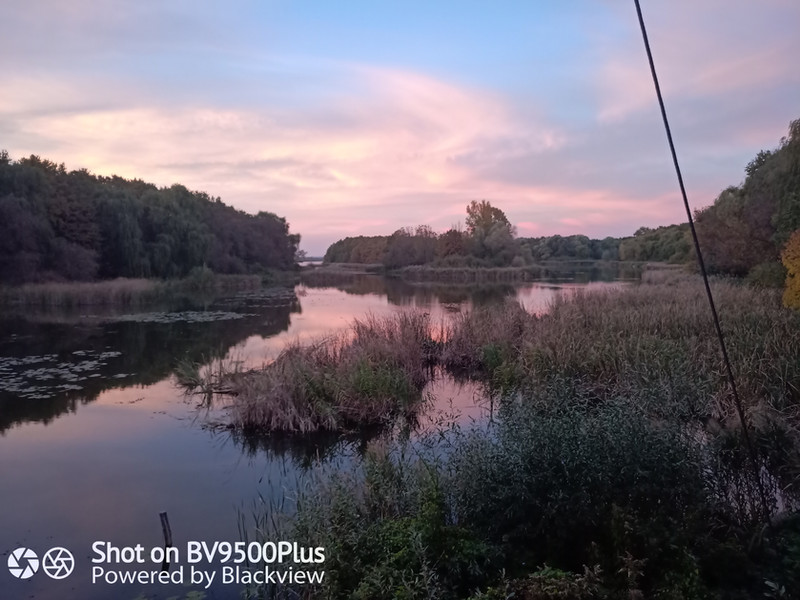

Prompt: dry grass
[
  {"left": 223, "top": 311, "right": 438, "bottom": 433},
  {"left": 0, "top": 278, "right": 161, "bottom": 307},
  {"left": 444, "top": 276, "right": 800, "bottom": 431},
  {"left": 0, "top": 272, "right": 263, "bottom": 307}
]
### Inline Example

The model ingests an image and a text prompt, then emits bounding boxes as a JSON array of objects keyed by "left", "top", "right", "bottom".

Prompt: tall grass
[
  {"left": 443, "top": 276, "right": 800, "bottom": 522},
  {"left": 0, "top": 270, "right": 264, "bottom": 307},
  {"left": 222, "top": 312, "right": 439, "bottom": 433},
  {"left": 446, "top": 278, "right": 800, "bottom": 421},
  {"left": 0, "top": 278, "right": 161, "bottom": 307},
  {"left": 194, "top": 274, "right": 800, "bottom": 468}
]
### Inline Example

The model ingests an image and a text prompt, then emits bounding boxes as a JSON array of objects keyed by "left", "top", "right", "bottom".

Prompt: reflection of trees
[
  {"left": 0, "top": 293, "right": 299, "bottom": 433},
  {"left": 302, "top": 273, "right": 528, "bottom": 308},
  {"left": 228, "top": 410, "right": 432, "bottom": 465},
  {"left": 529, "top": 262, "right": 639, "bottom": 283}
]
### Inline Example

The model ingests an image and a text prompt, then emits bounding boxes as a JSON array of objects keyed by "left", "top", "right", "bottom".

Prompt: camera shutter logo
[
  {"left": 7, "top": 547, "right": 39, "bottom": 579},
  {"left": 42, "top": 547, "right": 74, "bottom": 580}
]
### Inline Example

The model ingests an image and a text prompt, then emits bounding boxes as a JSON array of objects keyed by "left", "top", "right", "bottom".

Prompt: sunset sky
[{"left": 2, "top": 1, "right": 798, "bottom": 255}]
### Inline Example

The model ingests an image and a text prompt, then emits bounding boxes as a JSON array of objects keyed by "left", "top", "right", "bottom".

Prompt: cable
[{"left": 632, "top": 0, "right": 771, "bottom": 524}]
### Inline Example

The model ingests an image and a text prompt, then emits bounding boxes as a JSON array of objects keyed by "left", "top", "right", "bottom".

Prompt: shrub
[
  {"left": 290, "top": 402, "right": 723, "bottom": 599},
  {"left": 294, "top": 443, "right": 493, "bottom": 600},
  {"left": 746, "top": 261, "right": 787, "bottom": 289}
]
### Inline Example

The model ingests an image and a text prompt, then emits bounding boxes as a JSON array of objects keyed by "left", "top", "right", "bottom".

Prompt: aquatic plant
[{"left": 215, "top": 312, "right": 439, "bottom": 433}]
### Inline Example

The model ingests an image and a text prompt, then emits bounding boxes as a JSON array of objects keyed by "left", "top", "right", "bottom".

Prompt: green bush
[
  {"left": 449, "top": 402, "right": 711, "bottom": 593},
  {"left": 746, "top": 261, "right": 787, "bottom": 288},
  {"left": 291, "top": 402, "right": 729, "bottom": 599},
  {"left": 294, "top": 444, "right": 493, "bottom": 600}
]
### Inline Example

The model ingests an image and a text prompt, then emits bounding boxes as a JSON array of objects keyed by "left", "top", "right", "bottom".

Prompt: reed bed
[
  {"left": 191, "top": 273, "right": 800, "bottom": 453},
  {"left": 0, "top": 272, "right": 263, "bottom": 307},
  {"left": 445, "top": 277, "right": 800, "bottom": 423},
  {"left": 0, "top": 278, "right": 162, "bottom": 307},
  {"left": 224, "top": 312, "right": 439, "bottom": 433}
]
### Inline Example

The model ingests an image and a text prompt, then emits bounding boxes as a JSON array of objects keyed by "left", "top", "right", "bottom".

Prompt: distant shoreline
[
  {"left": 0, "top": 270, "right": 298, "bottom": 307},
  {"left": 301, "top": 259, "right": 676, "bottom": 283}
]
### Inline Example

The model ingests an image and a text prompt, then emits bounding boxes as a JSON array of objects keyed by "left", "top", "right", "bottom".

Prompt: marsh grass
[
  {"left": 193, "top": 274, "right": 800, "bottom": 467},
  {"left": 442, "top": 275, "right": 800, "bottom": 521},
  {"left": 0, "top": 278, "right": 162, "bottom": 307},
  {"left": 0, "top": 271, "right": 264, "bottom": 307},
  {"left": 446, "top": 277, "right": 800, "bottom": 422},
  {"left": 219, "top": 312, "right": 439, "bottom": 433}
]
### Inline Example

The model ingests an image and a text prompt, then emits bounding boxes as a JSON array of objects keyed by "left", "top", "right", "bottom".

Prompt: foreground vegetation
[{"left": 222, "top": 273, "right": 800, "bottom": 599}]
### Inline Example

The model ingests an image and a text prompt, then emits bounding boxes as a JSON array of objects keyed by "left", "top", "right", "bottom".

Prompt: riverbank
[
  {"left": 0, "top": 269, "right": 298, "bottom": 307},
  {"left": 302, "top": 259, "right": 652, "bottom": 284}
]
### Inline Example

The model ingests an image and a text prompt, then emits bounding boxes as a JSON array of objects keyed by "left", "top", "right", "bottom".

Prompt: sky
[{"left": 1, "top": 1, "right": 798, "bottom": 255}]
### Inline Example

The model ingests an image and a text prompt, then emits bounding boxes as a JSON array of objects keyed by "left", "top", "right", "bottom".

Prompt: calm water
[{"left": 0, "top": 270, "right": 628, "bottom": 599}]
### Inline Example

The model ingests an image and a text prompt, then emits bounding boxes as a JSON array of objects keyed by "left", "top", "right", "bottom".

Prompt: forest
[
  {"left": 0, "top": 152, "right": 300, "bottom": 284},
  {"left": 694, "top": 119, "right": 800, "bottom": 279}
]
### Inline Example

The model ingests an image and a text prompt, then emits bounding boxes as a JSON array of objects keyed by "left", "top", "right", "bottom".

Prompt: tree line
[
  {"left": 694, "top": 119, "right": 800, "bottom": 278},
  {"left": 325, "top": 201, "right": 531, "bottom": 268},
  {"left": 0, "top": 153, "right": 300, "bottom": 284},
  {"left": 322, "top": 118, "right": 800, "bottom": 304},
  {"left": 324, "top": 201, "right": 691, "bottom": 269}
]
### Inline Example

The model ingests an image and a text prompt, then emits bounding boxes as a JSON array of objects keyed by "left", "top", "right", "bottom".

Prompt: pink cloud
[
  {"left": 594, "top": 1, "right": 799, "bottom": 124},
  {"left": 3, "top": 0, "right": 797, "bottom": 256},
  {"left": 516, "top": 221, "right": 540, "bottom": 234}
]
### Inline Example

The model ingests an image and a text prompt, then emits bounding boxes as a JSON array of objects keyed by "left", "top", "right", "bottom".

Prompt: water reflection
[
  {"left": 0, "top": 272, "right": 628, "bottom": 434},
  {"left": 0, "top": 288, "right": 300, "bottom": 433},
  {"left": 230, "top": 426, "right": 385, "bottom": 467}
]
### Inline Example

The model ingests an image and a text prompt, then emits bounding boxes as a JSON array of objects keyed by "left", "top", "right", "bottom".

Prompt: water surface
[{"left": 0, "top": 271, "right": 625, "bottom": 599}]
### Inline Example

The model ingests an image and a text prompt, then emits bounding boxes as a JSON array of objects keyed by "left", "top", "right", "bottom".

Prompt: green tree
[
  {"left": 465, "top": 200, "right": 518, "bottom": 263},
  {"left": 437, "top": 227, "right": 465, "bottom": 258},
  {"left": 465, "top": 200, "right": 511, "bottom": 238},
  {"left": 0, "top": 152, "right": 300, "bottom": 282}
]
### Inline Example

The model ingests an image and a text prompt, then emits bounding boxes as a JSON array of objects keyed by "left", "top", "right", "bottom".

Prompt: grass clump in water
[{"left": 223, "top": 312, "right": 438, "bottom": 433}]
